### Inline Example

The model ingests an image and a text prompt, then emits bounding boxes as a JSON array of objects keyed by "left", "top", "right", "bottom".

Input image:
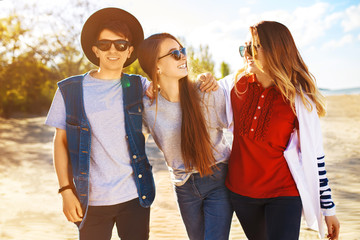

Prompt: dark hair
[
  {"left": 137, "top": 33, "right": 216, "bottom": 176},
  {"left": 95, "top": 20, "right": 132, "bottom": 43}
]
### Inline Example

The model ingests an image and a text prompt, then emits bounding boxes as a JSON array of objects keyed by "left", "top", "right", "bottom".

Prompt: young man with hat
[{"left": 45, "top": 8, "right": 155, "bottom": 239}]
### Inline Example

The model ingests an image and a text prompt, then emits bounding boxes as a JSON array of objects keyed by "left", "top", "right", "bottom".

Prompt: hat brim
[{"left": 81, "top": 8, "right": 144, "bottom": 67}]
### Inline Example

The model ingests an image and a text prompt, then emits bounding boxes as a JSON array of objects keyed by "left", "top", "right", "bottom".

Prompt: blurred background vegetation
[{"left": 0, "top": 1, "right": 231, "bottom": 118}]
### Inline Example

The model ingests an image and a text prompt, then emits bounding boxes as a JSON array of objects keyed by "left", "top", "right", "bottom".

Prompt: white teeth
[
  {"left": 108, "top": 57, "right": 119, "bottom": 61},
  {"left": 178, "top": 64, "right": 187, "bottom": 69}
]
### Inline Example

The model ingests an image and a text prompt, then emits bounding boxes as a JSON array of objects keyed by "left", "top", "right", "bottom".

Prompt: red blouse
[{"left": 226, "top": 74, "right": 299, "bottom": 198}]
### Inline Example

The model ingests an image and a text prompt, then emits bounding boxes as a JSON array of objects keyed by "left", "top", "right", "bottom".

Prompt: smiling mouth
[
  {"left": 107, "top": 57, "right": 120, "bottom": 61},
  {"left": 178, "top": 63, "right": 187, "bottom": 69},
  {"left": 247, "top": 59, "right": 254, "bottom": 65}
]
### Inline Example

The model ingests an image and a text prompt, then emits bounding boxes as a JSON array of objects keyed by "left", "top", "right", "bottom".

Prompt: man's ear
[
  {"left": 128, "top": 46, "right": 134, "bottom": 59},
  {"left": 92, "top": 46, "right": 99, "bottom": 58}
]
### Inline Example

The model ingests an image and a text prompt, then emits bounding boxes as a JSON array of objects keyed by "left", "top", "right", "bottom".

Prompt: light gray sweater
[{"left": 143, "top": 85, "right": 231, "bottom": 186}]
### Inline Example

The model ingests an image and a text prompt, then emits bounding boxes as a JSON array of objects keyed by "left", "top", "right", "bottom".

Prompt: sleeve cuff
[{"left": 322, "top": 206, "right": 336, "bottom": 216}]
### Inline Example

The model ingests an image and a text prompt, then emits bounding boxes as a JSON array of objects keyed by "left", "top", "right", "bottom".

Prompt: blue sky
[{"left": 1, "top": 0, "right": 360, "bottom": 89}]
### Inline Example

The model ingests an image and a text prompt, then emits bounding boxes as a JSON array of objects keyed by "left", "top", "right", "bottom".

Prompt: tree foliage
[
  {"left": 187, "top": 45, "right": 215, "bottom": 79},
  {"left": 220, "top": 61, "right": 231, "bottom": 78},
  {"left": 0, "top": 4, "right": 94, "bottom": 117}
]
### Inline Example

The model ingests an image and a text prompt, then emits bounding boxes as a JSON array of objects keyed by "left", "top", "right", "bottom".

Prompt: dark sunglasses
[
  {"left": 158, "top": 48, "right": 186, "bottom": 61},
  {"left": 239, "top": 43, "right": 259, "bottom": 57},
  {"left": 95, "top": 39, "right": 130, "bottom": 52}
]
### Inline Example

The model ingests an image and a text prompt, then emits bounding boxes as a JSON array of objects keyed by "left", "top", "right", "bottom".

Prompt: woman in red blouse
[{"left": 225, "top": 21, "right": 340, "bottom": 240}]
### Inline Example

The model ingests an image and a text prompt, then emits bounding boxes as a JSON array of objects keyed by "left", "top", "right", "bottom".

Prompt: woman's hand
[
  {"left": 197, "top": 72, "right": 219, "bottom": 92},
  {"left": 325, "top": 215, "right": 340, "bottom": 240}
]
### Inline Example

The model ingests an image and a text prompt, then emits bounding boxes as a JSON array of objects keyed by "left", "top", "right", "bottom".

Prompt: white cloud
[
  {"left": 323, "top": 34, "right": 353, "bottom": 48},
  {"left": 342, "top": 4, "right": 360, "bottom": 32},
  {"left": 238, "top": 7, "right": 251, "bottom": 16},
  {"left": 324, "top": 12, "right": 344, "bottom": 28},
  {"left": 284, "top": 3, "right": 331, "bottom": 46},
  {"left": 358, "top": 34, "right": 360, "bottom": 41},
  {"left": 224, "top": 3, "right": 333, "bottom": 47},
  {"left": 180, "top": 2, "right": 341, "bottom": 75}
]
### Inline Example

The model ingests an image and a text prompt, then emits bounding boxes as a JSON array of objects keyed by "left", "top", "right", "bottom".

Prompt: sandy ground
[{"left": 0, "top": 94, "right": 359, "bottom": 240}]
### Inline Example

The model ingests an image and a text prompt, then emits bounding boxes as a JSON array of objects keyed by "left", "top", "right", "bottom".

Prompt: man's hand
[
  {"left": 61, "top": 189, "right": 83, "bottom": 223},
  {"left": 197, "top": 72, "right": 219, "bottom": 92},
  {"left": 325, "top": 215, "right": 340, "bottom": 240}
]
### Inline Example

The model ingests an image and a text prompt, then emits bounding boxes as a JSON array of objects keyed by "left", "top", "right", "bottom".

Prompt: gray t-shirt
[
  {"left": 45, "top": 71, "right": 149, "bottom": 206},
  {"left": 143, "top": 84, "right": 231, "bottom": 186}
]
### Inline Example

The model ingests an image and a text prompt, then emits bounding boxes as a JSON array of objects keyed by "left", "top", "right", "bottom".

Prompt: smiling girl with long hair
[{"left": 138, "top": 33, "right": 233, "bottom": 240}]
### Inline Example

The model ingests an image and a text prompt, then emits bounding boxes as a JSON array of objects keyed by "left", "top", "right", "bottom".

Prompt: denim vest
[{"left": 58, "top": 73, "right": 155, "bottom": 229}]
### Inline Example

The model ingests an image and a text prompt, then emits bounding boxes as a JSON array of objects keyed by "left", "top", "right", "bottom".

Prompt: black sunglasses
[
  {"left": 158, "top": 48, "right": 186, "bottom": 61},
  {"left": 95, "top": 39, "right": 130, "bottom": 52},
  {"left": 239, "top": 43, "right": 259, "bottom": 57}
]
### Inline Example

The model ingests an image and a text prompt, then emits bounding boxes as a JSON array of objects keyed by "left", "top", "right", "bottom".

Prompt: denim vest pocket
[{"left": 126, "top": 101, "right": 144, "bottom": 133}]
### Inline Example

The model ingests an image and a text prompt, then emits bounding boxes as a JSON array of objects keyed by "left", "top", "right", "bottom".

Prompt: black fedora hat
[{"left": 81, "top": 7, "right": 144, "bottom": 67}]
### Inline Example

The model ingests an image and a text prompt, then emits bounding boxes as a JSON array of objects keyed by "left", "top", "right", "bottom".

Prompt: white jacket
[{"left": 284, "top": 94, "right": 336, "bottom": 238}]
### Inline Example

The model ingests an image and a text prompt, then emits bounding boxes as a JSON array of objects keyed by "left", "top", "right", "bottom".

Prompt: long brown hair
[
  {"left": 235, "top": 21, "right": 326, "bottom": 117},
  {"left": 137, "top": 33, "right": 216, "bottom": 176}
]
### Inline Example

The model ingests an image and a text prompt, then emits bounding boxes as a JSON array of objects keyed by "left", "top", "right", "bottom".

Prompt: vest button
[
  {"left": 138, "top": 174, "right": 143, "bottom": 178},
  {"left": 125, "top": 135, "right": 128, "bottom": 140},
  {"left": 133, "top": 155, "right": 137, "bottom": 159},
  {"left": 142, "top": 195, "right": 147, "bottom": 200}
]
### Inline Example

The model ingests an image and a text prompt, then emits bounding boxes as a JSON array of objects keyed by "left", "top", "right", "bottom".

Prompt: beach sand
[{"left": 0, "top": 94, "right": 359, "bottom": 240}]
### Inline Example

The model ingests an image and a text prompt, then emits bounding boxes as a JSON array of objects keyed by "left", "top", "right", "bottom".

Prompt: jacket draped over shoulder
[{"left": 284, "top": 94, "right": 335, "bottom": 238}]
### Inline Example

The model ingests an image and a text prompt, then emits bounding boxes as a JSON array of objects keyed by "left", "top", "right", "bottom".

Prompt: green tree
[
  {"left": 0, "top": 2, "right": 97, "bottom": 117},
  {"left": 220, "top": 61, "right": 230, "bottom": 78},
  {"left": 24, "top": 1, "right": 95, "bottom": 79},
  {"left": 188, "top": 45, "right": 215, "bottom": 79},
  {"left": 0, "top": 14, "right": 28, "bottom": 64},
  {"left": 0, "top": 14, "right": 30, "bottom": 117},
  {"left": 1, "top": 52, "right": 56, "bottom": 117}
]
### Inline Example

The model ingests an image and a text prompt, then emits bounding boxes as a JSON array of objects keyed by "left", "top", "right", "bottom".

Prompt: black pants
[
  {"left": 79, "top": 198, "right": 150, "bottom": 240},
  {"left": 230, "top": 191, "right": 302, "bottom": 240}
]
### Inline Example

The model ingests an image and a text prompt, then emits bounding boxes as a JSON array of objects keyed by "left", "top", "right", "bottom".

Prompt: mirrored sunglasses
[
  {"left": 239, "top": 43, "right": 260, "bottom": 57},
  {"left": 96, "top": 39, "right": 130, "bottom": 52},
  {"left": 158, "top": 48, "right": 186, "bottom": 61},
  {"left": 239, "top": 44, "right": 252, "bottom": 57}
]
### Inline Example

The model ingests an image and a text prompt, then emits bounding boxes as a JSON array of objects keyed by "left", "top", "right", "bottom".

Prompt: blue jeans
[
  {"left": 230, "top": 191, "right": 302, "bottom": 240},
  {"left": 175, "top": 163, "right": 233, "bottom": 240}
]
